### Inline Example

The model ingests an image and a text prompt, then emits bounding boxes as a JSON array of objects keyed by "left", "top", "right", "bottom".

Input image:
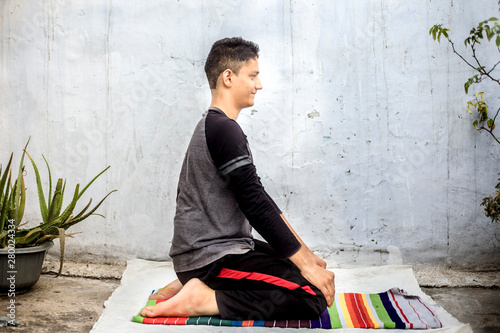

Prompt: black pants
[{"left": 176, "top": 240, "right": 327, "bottom": 320}]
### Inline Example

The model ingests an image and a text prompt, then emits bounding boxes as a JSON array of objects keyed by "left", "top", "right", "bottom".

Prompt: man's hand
[
  {"left": 306, "top": 247, "right": 327, "bottom": 269},
  {"left": 301, "top": 261, "right": 335, "bottom": 307},
  {"left": 280, "top": 214, "right": 334, "bottom": 305},
  {"left": 289, "top": 247, "right": 335, "bottom": 307}
]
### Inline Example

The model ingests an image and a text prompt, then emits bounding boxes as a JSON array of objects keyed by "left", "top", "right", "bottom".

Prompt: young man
[{"left": 141, "top": 37, "right": 335, "bottom": 320}]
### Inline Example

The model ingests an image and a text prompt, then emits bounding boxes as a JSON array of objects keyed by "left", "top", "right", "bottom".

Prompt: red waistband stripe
[{"left": 216, "top": 268, "right": 316, "bottom": 296}]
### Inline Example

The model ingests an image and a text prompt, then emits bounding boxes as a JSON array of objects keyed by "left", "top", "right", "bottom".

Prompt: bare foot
[
  {"left": 149, "top": 279, "right": 183, "bottom": 300},
  {"left": 141, "top": 278, "right": 219, "bottom": 318}
]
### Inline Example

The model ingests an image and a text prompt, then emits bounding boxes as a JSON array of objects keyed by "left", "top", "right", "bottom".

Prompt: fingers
[
  {"left": 300, "top": 264, "right": 336, "bottom": 307},
  {"left": 320, "top": 271, "right": 335, "bottom": 307},
  {"left": 323, "top": 291, "right": 334, "bottom": 307},
  {"left": 317, "top": 269, "right": 335, "bottom": 307}
]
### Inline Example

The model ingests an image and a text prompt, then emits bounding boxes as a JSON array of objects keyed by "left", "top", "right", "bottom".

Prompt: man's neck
[
  {"left": 210, "top": 93, "right": 241, "bottom": 120},
  {"left": 210, "top": 105, "right": 240, "bottom": 120}
]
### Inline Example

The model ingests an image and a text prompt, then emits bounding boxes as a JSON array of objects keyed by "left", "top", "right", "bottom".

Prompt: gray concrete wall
[{"left": 1, "top": 0, "right": 498, "bottom": 268}]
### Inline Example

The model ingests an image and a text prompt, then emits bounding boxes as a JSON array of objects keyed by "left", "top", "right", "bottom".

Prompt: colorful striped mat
[{"left": 132, "top": 288, "right": 442, "bottom": 329}]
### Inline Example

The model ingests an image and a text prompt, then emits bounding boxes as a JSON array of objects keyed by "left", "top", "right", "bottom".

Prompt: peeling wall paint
[{"left": 0, "top": 0, "right": 499, "bottom": 268}]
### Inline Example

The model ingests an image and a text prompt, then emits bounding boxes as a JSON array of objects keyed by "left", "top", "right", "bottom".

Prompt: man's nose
[{"left": 256, "top": 77, "right": 263, "bottom": 90}]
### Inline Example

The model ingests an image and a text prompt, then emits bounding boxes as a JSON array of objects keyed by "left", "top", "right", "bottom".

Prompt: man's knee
[{"left": 305, "top": 293, "right": 328, "bottom": 318}]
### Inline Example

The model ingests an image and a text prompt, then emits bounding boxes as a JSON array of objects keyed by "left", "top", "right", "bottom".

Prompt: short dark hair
[{"left": 204, "top": 37, "right": 260, "bottom": 89}]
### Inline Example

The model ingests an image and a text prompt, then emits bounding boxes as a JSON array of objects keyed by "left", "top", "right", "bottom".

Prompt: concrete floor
[
  {"left": 421, "top": 287, "right": 500, "bottom": 333},
  {"left": 0, "top": 275, "right": 119, "bottom": 333},
  {"left": 0, "top": 261, "right": 498, "bottom": 333}
]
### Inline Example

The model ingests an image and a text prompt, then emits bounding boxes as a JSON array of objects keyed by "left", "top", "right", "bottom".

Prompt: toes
[
  {"left": 148, "top": 293, "right": 167, "bottom": 300},
  {"left": 140, "top": 306, "right": 155, "bottom": 317}
]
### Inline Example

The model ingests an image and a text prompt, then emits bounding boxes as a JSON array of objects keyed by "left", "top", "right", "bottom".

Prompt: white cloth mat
[{"left": 91, "top": 259, "right": 472, "bottom": 332}]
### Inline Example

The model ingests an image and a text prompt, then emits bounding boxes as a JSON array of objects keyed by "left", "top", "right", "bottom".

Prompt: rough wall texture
[{"left": 1, "top": 1, "right": 498, "bottom": 268}]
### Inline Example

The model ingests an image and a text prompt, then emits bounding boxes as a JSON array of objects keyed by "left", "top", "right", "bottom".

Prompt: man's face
[{"left": 231, "top": 57, "right": 263, "bottom": 109}]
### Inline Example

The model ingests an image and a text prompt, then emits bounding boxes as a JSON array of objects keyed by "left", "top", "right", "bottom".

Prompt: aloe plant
[
  {"left": 0, "top": 145, "right": 28, "bottom": 248},
  {"left": 0, "top": 141, "right": 116, "bottom": 276},
  {"left": 18, "top": 151, "right": 116, "bottom": 276}
]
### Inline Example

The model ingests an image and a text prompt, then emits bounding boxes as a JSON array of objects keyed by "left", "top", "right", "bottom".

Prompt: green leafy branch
[
  {"left": 430, "top": 11, "right": 500, "bottom": 223},
  {"left": 482, "top": 173, "right": 500, "bottom": 223},
  {"left": 468, "top": 92, "right": 500, "bottom": 144},
  {"left": 429, "top": 18, "right": 500, "bottom": 145}
]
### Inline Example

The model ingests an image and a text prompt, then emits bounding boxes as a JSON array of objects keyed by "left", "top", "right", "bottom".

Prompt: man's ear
[{"left": 221, "top": 69, "right": 233, "bottom": 87}]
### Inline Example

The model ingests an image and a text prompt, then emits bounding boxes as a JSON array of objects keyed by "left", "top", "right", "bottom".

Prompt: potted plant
[{"left": 0, "top": 141, "right": 115, "bottom": 293}]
